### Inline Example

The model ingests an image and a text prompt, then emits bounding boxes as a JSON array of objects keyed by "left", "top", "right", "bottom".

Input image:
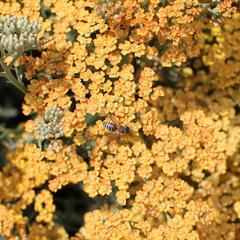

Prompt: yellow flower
[
  {"left": 0, "top": 205, "right": 14, "bottom": 237},
  {"left": 34, "top": 190, "right": 55, "bottom": 223}
]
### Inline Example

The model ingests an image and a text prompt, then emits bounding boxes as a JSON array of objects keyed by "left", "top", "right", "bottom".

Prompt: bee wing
[
  {"left": 108, "top": 114, "right": 120, "bottom": 126},
  {"left": 106, "top": 132, "right": 121, "bottom": 142}
]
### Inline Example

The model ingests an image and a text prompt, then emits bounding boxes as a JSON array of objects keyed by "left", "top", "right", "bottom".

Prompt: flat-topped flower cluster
[{"left": 0, "top": 0, "right": 240, "bottom": 239}]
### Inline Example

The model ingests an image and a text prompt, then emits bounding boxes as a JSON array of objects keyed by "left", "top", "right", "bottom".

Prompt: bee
[
  {"left": 118, "top": 125, "right": 130, "bottom": 135},
  {"left": 103, "top": 121, "right": 118, "bottom": 132},
  {"left": 103, "top": 115, "right": 130, "bottom": 135}
]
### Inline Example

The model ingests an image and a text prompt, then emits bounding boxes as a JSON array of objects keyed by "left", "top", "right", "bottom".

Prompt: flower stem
[{"left": 0, "top": 58, "right": 26, "bottom": 94}]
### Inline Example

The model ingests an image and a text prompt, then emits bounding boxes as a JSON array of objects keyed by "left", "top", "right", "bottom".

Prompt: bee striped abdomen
[
  {"left": 104, "top": 121, "right": 117, "bottom": 132},
  {"left": 118, "top": 125, "right": 130, "bottom": 135}
]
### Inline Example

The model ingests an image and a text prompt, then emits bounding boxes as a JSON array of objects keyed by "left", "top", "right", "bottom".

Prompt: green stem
[
  {"left": 0, "top": 59, "right": 26, "bottom": 94},
  {"left": 0, "top": 72, "right": 6, "bottom": 77},
  {"left": 9, "top": 52, "right": 22, "bottom": 69}
]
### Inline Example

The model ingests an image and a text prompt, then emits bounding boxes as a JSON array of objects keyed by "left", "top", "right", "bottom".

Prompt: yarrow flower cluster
[
  {"left": 34, "top": 190, "right": 56, "bottom": 223},
  {"left": 95, "top": 0, "right": 125, "bottom": 24},
  {"left": 35, "top": 107, "right": 64, "bottom": 152},
  {"left": 201, "top": 13, "right": 240, "bottom": 88},
  {"left": 0, "top": 15, "right": 41, "bottom": 55},
  {"left": 0, "top": 15, "right": 42, "bottom": 94},
  {"left": 0, "top": 0, "right": 239, "bottom": 239}
]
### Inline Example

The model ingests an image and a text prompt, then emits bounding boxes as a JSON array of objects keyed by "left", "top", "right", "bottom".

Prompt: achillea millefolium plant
[{"left": 0, "top": 0, "right": 240, "bottom": 239}]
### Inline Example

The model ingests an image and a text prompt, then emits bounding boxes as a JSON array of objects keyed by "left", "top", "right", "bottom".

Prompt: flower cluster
[
  {"left": 35, "top": 107, "right": 65, "bottom": 152},
  {"left": 0, "top": 15, "right": 41, "bottom": 55},
  {"left": 0, "top": 205, "right": 14, "bottom": 238},
  {"left": 0, "top": 15, "right": 42, "bottom": 94},
  {"left": 34, "top": 190, "right": 56, "bottom": 223},
  {"left": 0, "top": 0, "right": 239, "bottom": 239},
  {"left": 202, "top": 13, "right": 240, "bottom": 88}
]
